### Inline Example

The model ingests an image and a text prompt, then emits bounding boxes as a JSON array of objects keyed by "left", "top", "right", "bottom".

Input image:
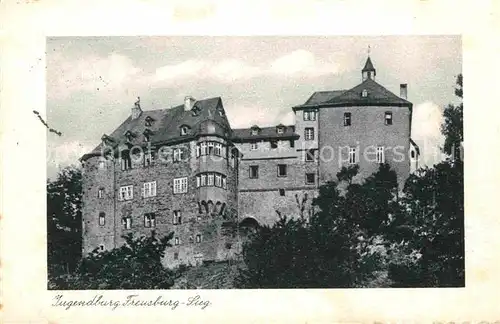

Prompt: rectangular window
[
  {"left": 249, "top": 165, "right": 259, "bottom": 179},
  {"left": 144, "top": 213, "right": 156, "bottom": 228},
  {"left": 174, "top": 252, "right": 179, "bottom": 260},
  {"left": 344, "top": 112, "right": 351, "bottom": 126},
  {"left": 196, "top": 144, "right": 201, "bottom": 157},
  {"left": 250, "top": 142, "right": 258, "bottom": 150},
  {"left": 277, "top": 164, "right": 287, "bottom": 177},
  {"left": 305, "top": 128, "right": 315, "bottom": 141},
  {"left": 195, "top": 234, "right": 202, "bottom": 243},
  {"left": 349, "top": 147, "right": 357, "bottom": 164},
  {"left": 196, "top": 175, "right": 201, "bottom": 188},
  {"left": 173, "top": 148, "right": 184, "bottom": 162},
  {"left": 376, "top": 146, "right": 385, "bottom": 163},
  {"left": 279, "top": 188, "right": 285, "bottom": 196},
  {"left": 142, "top": 181, "right": 157, "bottom": 198},
  {"left": 121, "top": 152, "right": 132, "bottom": 170},
  {"left": 289, "top": 140, "right": 295, "bottom": 148},
  {"left": 98, "top": 212, "right": 105, "bottom": 226},
  {"left": 119, "top": 185, "right": 133, "bottom": 201},
  {"left": 207, "top": 142, "right": 214, "bottom": 155},
  {"left": 144, "top": 153, "right": 153, "bottom": 166},
  {"left": 200, "top": 174, "right": 206, "bottom": 186},
  {"left": 207, "top": 173, "right": 214, "bottom": 186},
  {"left": 230, "top": 150, "right": 236, "bottom": 168},
  {"left": 98, "top": 160, "right": 106, "bottom": 169},
  {"left": 215, "top": 174, "right": 222, "bottom": 187},
  {"left": 174, "top": 237, "right": 180, "bottom": 245},
  {"left": 214, "top": 143, "right": 222, "bottom": 156},
  {"left": 222, "top": 177, "right": 227, "bottom": 189},
  {"left": 270, "top": 141, "right": 278, "bottom": 149},
  {"left": 173, "top": 210, "right": 182, "bottom": 225},
  {"left": 123, "top": 217, "right": 131, "bottom": 229},
  {"left": 303, "top": 109, "right": 316, "bottom": 121},
  {"left": 385, "top": 112, "right": 393, "bottom": 125},
  {"left": 306, "top": 173, "right": 315, "bottom": 185},
  {"left": 173, "top": 177, "right": 188, "bottom": 194},
  {"left": 305, "top": 149, "right": 315, "bottom": 162},
  {"left": 200, "top": 142, "right": 207, "bottom": 155},
  {"left": 98, "top": 188, "right": 104, "bottom": 199}
]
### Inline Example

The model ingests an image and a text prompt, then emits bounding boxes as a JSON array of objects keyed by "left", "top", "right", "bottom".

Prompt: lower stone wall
[{"left": 238, "top": 188, "right": 318, "bottom": 226}]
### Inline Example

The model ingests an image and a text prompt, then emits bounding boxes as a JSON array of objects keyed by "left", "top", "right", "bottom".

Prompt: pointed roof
[
  {"left": 325, "top": 78, "right": 411, "bottom": 107},
  {"left": 362, "top": 56, "right": 375, "bottom": 72},
  {"left": 293, "top": 78, "right": 411, "bottom": 109},
  {"left": 81, "top": 97, "right": 232, "bottom": 161}
]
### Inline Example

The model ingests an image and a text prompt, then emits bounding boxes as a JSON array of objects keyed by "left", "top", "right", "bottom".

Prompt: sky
[{"left": 46, "top": 36, "right": 462, "bottom": 179}]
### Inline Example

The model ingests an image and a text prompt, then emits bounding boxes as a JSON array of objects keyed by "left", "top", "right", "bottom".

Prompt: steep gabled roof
[
  {"left": 81, "top": 97, "right": 231, "bottom": 161},
  {"left": 362, "top": 56, "right": 375, "bottom": 72}
]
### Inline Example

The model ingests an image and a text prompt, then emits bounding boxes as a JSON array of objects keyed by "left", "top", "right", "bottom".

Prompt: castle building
[{"left": 80, "top": 57, "right": 420, "bottom": 267}]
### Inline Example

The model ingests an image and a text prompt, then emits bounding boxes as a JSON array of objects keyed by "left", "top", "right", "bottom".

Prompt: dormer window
[
  {"left": 191, "top": 105, "right": 201, "bottom": 117},
  {"left": 217, "top": 108, "right": 225, "bottom": 117},
  {"left": 124, "top": 131, "right": 135, "bottom": 143},
  {"left": 250, "top": 126, "right": 260, "bottom": 136},
  {"left": 276, "top": 125, "right": 285, "bottom": 134},
  {"left": 362, "top": 89, "right": 368, "bottom": 97},
  {"left": 145, "top": 116, "right": 155, "bottom": 127},
  {"left": 101, "top": 134, "right": 115, "bottom": 147},
  {"left": 143, "top": 129, "right": 153, "bottom": 142},
  {"left": 180, "top": 126, "right": 189, "bottom": 136}
]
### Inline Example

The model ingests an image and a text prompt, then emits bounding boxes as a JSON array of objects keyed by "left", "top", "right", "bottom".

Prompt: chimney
[
  {"left": 132, "top": 97, "right": 142, "bottom": 120},
  {"left": 184, "top": 96, "right": 196, "bottom": 111},
  {"left": 400, "top": 84, "right": 408, "bottom": 100}
]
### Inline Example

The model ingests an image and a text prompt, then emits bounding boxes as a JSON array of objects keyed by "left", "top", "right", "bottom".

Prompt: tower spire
[{"left": 362, "top": 49, "right": 376, "bottom": 81}]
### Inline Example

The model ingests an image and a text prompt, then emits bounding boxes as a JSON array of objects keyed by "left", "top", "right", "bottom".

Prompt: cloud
[
  {"left": 47, "top": 141, "right": 94, "bottom": 177},
  {"left": 270, "top": 50, "right": 340, "bottom": 77},
  {"left": 154, "top": 60, "right": 207, "bottom": 82},
  {"left": 152, "top": 50, "right": 341, "bottom": 84},
  {"left": 411, "top": 101, "right": 446, "bottom": 167},
  {"left": 47, "top": 53, "right": 143, "bottom": 100},
  {"left": 209, "top": 59, "right": 262, "bottom": 82},
  {"left": 228, "top": 104, "right": 287, "bottom": 129}
]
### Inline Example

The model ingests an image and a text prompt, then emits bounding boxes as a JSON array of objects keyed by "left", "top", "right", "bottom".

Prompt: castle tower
[{"left": 362, "top": 56, "right": 376, "bottom": 81}]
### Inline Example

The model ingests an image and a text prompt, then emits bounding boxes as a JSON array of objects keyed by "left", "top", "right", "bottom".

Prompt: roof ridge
[{"left": 233, "top": 123, "right": 295, "bottom": 130}]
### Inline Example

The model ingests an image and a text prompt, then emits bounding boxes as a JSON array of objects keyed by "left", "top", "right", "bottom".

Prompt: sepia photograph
[{"left": 45, "top": 36, "right": 463, "bottom": 290}]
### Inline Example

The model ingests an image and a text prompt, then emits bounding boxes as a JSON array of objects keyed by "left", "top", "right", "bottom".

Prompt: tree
[
  {"left": 388, "top": 160, "right": 464, "bottom": 287},
  {"left": 387, "top": 73, "right": 465, "bottom": 287},
  {"left": 237, "top": 164, "right": 398, "bottom": 288},
  {"left": 49, "top": 231, "right": 176, "bottom": 290},
  {"left": 47, "top": 166, "right": 83, "bottom": 276},
  {"left": 441, "top": 74, "right": 463, "bottom": 160}
]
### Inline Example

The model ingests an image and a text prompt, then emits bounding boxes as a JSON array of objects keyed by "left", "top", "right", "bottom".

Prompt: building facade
[{"left": 80, "top": 57, "right": 420, "bottom": 268}]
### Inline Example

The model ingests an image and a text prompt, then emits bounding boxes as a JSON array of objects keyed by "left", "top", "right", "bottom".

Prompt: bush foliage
[{"left": 49, "top": 231, "right": 176, "bottom": 290}]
